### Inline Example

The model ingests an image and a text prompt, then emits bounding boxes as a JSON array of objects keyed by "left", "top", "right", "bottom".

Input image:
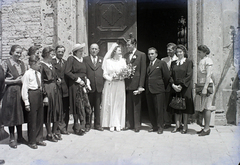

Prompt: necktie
[
  {"left": 35, "top": 71, "right": 41, "bottom": 89},
  {"left": 59, "top": 60, "right": 63, "bottom": 67},
  {"left": 148, "top": 62, "right": 153, "bottom": 74},
  {"left": 93, "top": 57, "right": 97, "bottom": 66}
]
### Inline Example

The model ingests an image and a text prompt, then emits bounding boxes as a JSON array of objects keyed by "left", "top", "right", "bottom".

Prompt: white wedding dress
[{"left": 101, "top": 57, "right": 126, "bottom": 129}]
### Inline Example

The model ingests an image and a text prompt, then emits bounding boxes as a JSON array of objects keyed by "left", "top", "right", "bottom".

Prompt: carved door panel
[{"left": 88, "top": 0, "right": 137, "bottom": 57}]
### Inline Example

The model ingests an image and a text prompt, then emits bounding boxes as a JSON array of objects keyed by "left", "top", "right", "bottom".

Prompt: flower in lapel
[
  {"left": 99, "top": 59, "right": 102, "bottom": 63},
  {"left": 132, "top": 55, "right": 137, "bottom": 60}
]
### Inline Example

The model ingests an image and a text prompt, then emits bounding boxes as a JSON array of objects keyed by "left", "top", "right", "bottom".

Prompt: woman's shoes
[
  {"left": 110, "top": 127, "right": 114, "bottom": 132},
  {"left": 199, "top": 129, "right": 211, "bottom": 136},
  {"left": 116, "top": 127, "right": 121, "bottom": 132},
  {"left": 171, "top": 127, "right": 181, "bottom": 133},
  {"left": 46, "top": 135, "right": 58, "bottom": 142},
  {"left": 9, "top": 140, "right": 17, "bottom": 149},
  {"left": 53, "top": 134, "right": 62, "bottom": 140},
  {"left": 181, "top": 129, "right": 188, "bottom": 134}
]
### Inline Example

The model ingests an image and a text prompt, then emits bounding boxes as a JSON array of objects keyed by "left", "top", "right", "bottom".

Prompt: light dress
[
  {"left": 195, "top": 55, "right": 215, "bottom": 111},
  {"left": 101, "top": 57, "right": 127, "bottom": 129}
]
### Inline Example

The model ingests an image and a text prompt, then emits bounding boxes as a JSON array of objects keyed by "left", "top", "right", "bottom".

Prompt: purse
[
  {"left": 169, "top": 95, "right": 186, "bottom": 110},
  {"left": 195, "top": 83, "right": 213, "bottom": 96}
]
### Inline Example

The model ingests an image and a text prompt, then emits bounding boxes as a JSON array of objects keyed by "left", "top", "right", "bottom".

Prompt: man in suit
[
  {"left": 52, "top": 45, "right": 70, "bottom": 135},
  {"left": 161, "top": 43, "right": 178, "bottom": 128},
  {"left": 146, "top": 47, "right": 170, "bottom": 134},
  {"left": 124, "top": 35, "right": 146, "bottom": 133},
  {"left": 83, "top": 43, "right": 104, "bottom": 132}
]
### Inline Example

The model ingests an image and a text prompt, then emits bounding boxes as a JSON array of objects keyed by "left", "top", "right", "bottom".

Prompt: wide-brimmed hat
[{"left": 72, "top": 43, "right": 85, "bottom": 52}]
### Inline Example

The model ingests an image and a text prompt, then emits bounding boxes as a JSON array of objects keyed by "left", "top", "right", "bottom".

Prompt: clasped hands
[{"left": 172, "top": 84, "right": 182, "bottom": 92}]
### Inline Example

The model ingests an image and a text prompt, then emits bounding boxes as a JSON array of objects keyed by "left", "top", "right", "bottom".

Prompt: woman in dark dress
[
  {"left": 65, "top": 43, "right": 91, "bottom": 135},
  {"left": 169, "top": 45, "right": 194, "bottom": 134},
  {"left": 41, "top": 47, "right": 63, "bottom": 142},
  {"left": 1, "top": 45, "right": 27, "bottom": 148}
]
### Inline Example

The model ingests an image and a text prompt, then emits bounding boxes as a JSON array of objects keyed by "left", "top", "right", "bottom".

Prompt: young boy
[{"left": 21, "top": 55, "right": 46, "bottom": 149}]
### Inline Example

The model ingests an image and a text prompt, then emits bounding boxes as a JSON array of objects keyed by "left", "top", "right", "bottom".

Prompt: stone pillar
[{"left": 56, "top": 0, "right": 77, "bottom": 59}]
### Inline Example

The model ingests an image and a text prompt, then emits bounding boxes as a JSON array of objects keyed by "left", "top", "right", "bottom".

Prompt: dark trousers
[
  {"left": 88, "top": 91, "right": 102, "bottom": 128},
  {"left": 28, "top": 89, "right": 43, "bottom": 144},
  {"left": 126, "top": 90, "right": 142, "bottom": 129},
  {"left": 58, "top": 97, "right": 69, "bottom": 131},
  {"left": 146, "top": 92, "right": 165, "bottom": 129},
  {"left": 164, "top": 92, "right": 173, "bottom": 125}
]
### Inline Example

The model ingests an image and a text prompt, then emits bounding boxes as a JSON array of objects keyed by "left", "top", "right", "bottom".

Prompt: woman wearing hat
[{"left": 65, "top": 43, "right": 91, "bottom": 135}]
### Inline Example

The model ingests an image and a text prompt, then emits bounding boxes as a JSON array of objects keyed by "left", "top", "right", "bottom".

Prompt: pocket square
[{"left": 156, "top": 67, "right": 160, "bottom": 69}]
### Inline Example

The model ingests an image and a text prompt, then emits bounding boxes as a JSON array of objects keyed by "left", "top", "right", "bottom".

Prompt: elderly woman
[
  {"left": 41, "top": 47, "right": 62, "bottom": 142},
  {"left": 65, "top": 43, "right": 91, "bottom": 136},
  {"left": 1, "top": 45, "right": 27, "bottom": 148},
  {"left": 168, "top": 45, "right": 194, "bottom": 134},
  {"left": 195, "top": 45, "right": 215, "bottom": 136}
]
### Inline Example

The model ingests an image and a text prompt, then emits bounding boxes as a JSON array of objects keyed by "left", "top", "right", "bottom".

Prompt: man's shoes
[
  {"left": 148, "top": 128, "right": 158, "bottom": 132},
  {"left": 46, "top": 135, "right": 58, "bottom": 142},
  {"left": 181, "top": 129, "right": 188, "bottom": 134},
  {"left": 199, "top": 129, "right": 211, "bottom": 136},
  {"left": 85, "top": 127, "right": 90, "bottom": 132},
  {"left": 28, "top": 143, "right": 38, "bottom": 149},
  {"left": 60, "top": 130, "right": 70, "bottom": 135},
  {"left": 9, "top": 140, "right": 17, "bottom": 149},
  {"left": 134, "top": 128, "right": 140, "bottom": 133},
  {"left": 157, "top": 128, "right": 163, "bottom": 134},
  {"left": 0, "top": 159, "right": 5, "bottom": 165},
  {"left": 36, "top": 141, "right": 46, "bottom": 146},
  {"left": 95, "top": 127, "right": 104, "bottom": 131},
  {"left": 17, "top": 137, "right": 27, "bottom": 144}
]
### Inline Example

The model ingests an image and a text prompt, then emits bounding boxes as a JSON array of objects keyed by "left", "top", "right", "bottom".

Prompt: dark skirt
[
  {"left": 69, "top": 82, "right": 91, "bottom": 122},
  {"left": 44, "top": 83, "right": 63, "bottom": 123},
  {"left": 1, "top": 85, "right": 25, "bottom": 126}
]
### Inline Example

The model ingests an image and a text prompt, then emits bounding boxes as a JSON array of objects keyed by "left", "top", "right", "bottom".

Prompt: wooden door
[{"left": 88, "top": 0, "right": 137, "bottom": 57}]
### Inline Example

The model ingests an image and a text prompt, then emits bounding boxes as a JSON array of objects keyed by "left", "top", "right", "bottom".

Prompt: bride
[{"left": 101, "top": 43, "right": 127, "bottom": 132}]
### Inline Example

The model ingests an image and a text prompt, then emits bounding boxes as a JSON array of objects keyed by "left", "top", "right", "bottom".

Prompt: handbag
[
  {"left": 195, "top": 83, "right": 213, "bottom": 96},
  {"left": 169, "top": 94, "right": 186, "bottom": 110},
  {"left": 0, "top": 125, "right": 9, "bottom": 141}
]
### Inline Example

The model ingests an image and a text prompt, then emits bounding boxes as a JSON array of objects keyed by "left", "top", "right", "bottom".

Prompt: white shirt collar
[
  {"left": 176, "top": 57, "right": 186, "bottom": 66},
  {"left": 151, "top": 58, "right": 157, "bottom": 65},
  {"left": 73, "top": 55, "right": 83, "bottom": 63}
]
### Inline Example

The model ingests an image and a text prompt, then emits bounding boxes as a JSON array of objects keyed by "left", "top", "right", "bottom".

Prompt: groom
[{"left": 124, "top": 35, "right": 146, "bottom": 132}]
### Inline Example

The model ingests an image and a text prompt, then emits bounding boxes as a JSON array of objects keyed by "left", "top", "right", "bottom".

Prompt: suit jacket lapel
[
  {"left": 148, "top": 59, "right": 159, "bottom": 75},
  {"left": 130, "top": 51, "right": 138, "bottom": 64}
]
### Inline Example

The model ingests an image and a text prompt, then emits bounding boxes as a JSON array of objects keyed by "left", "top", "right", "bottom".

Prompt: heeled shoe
[
  {"left": 110, "top": 127, "right": 114, "bottom": 132},
  {"left": 197, "top": 129, "right": 203, "bottom": 134},
  {"left": 199, "top": 129, "right": 211, "bottom": 136},
  {"left": 9, "top": 140, "right": 17, "bottom": 149},
  {"left": 171, "top": 127, "right": 181, "bottom": 133},
  {"left": 181, "top": 129, "right": 188, "bottom": 134},
  {"left": 116, "top": 127, "right": 121, "bottom": 132},
  {"left": 53, "top": 134, "right": 62, "bottom": 140},
  {"left": 46, "top": 135, "right": 58, "bottom": 142}
]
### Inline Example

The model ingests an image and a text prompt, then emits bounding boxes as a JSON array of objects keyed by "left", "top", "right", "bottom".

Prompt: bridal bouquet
[{"left": 113, "top": 64, "right": 136, "bottom": 80}]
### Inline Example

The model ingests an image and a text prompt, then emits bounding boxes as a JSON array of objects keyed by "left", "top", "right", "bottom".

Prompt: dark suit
[
  {"left": 83, "top": 55, "right": 104, "bottom": 129},
  {"left": 124, "top": 50, "right": 146, "bottom": 129},
  {"left": 52, "top": 58, "right": 69, "bottom": 132},
  {"left": 146, "top": 59, "right": 170, "bottom": 130}
]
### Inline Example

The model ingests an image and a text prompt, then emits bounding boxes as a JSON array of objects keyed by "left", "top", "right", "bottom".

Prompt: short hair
[
  {"left": 167, "top": 43, "right": 177, "bottom": 50},
  {"left": 148, "top": 47, "right": 158, "bottom": 54},
  {"left": 9, "top": 45, "right": 21, "bottom": 55},
  {"left": 198, "top": 45, "right": 210, "bottom": 55},
  {"left": 42, "top": 47, "right": 54, "bottom": 59},
  {"left": 111, "top": 45, "right": 121, "bottom": 58},
  {"left": 127, "top": 33, "right": 137, "bottom": 45},
  {"left": 176, "top": 44, "right": 188, "bottom": 58},
  {"left": 55, "top": 45, "right": 65, "bottom": 52},
  {"left": 28, "top": 46, "right": 41, "bottom": 56},
  {"left": 29, "top": 55, "right": 40, "bottom": 65}
]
